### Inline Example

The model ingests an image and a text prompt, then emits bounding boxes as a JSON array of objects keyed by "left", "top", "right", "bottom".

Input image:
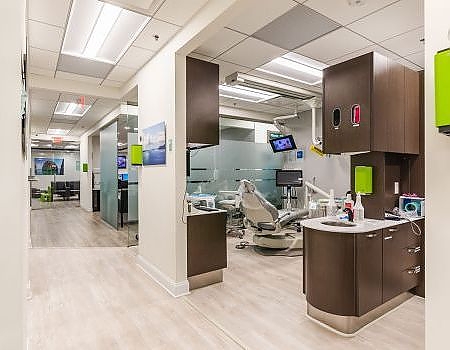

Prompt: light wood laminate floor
[
  {"left": 28, "top": 213, "right": 424, "bottom": 349},
  {"left": 31, "top": 205, "right": 128, "bottom": 247}
]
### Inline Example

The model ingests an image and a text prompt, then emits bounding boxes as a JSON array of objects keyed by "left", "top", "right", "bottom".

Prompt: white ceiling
[
  {"left": 190, "top": 0, "right": 424, "bottom": 117},
  {"left": 27, "top": 0, "right": 209, "bottom": 136},
  {"left": 29, "top": 89, "right": 120, "bottom": 137}
]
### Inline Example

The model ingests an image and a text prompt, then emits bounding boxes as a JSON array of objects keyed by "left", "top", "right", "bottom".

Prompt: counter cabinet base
[
  {"left": 307, "top": 292, "right": 413, "bottom": 336},
  {"left": 188, "top": 269, "right": 223, "bottom": 291}
]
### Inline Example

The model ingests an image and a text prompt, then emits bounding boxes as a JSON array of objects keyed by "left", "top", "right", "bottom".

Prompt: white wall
[
  {"left": 31, "top": 150, "right": 80, "bottom": 190},
  {"left": 283, "top": 110, "right": 351, "bottom": 198},
  {"left": 135, "top": 0, "right": 248, "bottom": 294},
  {"left": 424, "top": 1, "right": 450, "bottom": 348},
  {"left": 0, "top": 0, "right": 26, "bottom": 348}
]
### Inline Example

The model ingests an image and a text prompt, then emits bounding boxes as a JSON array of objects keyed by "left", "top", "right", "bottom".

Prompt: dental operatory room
[{"left": 10, "top": 0, "right": 450, "bottom": 349}]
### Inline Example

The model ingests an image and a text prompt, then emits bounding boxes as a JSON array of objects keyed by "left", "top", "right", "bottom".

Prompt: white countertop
[
  {"left": 301, "top": 216, "right": 424, "bottom": 234},
  {"left": 187, "top": 207, "right": 227, "bottom": 217}
]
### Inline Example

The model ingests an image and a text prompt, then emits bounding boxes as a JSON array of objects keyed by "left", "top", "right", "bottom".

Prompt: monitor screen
[
  {"left": 269, "top": 135, "right": 297, "bottom": 153},
  {"left": 117, "top": 156, "right": 127, "bottom": 169},
  {"left": 276, "top": 170, "right": 303, "bottom": 187},
  {"left": 118, "top": 173, "right": 128, "bottom": 181}
]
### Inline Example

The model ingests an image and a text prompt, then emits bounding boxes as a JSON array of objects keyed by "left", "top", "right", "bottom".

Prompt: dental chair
[{"left": 238, "top": 179, "right": 309, "bottom": 250}]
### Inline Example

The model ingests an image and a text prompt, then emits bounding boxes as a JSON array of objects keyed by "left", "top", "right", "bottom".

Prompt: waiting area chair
[{"left": 238, "top": 179, "right": 308, "bottom": 249}]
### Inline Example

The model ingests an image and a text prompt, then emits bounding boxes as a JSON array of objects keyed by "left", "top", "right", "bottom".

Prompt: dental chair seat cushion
[{"left": 257, "top": 222, "right": 277, "bottom": 231}]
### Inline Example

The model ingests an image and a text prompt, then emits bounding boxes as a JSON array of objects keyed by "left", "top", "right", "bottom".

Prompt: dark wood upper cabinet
[
  {"left": 186, "top": 57, "right": 219, "bottom": 147},
  {"left": 323, "top": 52, "right": 420, "bottom": 155}
]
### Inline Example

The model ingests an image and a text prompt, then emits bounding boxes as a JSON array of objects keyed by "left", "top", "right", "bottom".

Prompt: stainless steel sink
[{"left": 321, "top": 221, "right": 356, "bottom": 227}]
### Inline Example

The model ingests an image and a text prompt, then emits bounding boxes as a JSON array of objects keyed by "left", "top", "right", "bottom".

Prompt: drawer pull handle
[
  {"left": 384, "top": 235, "right": 393, "bottom": 240},
  {"left": 366, "top": 233, "right": 378, "bottom": 238},
  {"left": 388, "top": 228, "right": 399, "bottom": 232},
  {"left": 407, "top": 266, "right": 421, "bottom": 274},
  {"left": 407, "top": 246, "right": 421, "bottom": 254}
]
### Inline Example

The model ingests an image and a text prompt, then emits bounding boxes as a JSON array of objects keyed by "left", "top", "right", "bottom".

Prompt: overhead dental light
[
  {"left": 54, "top": 102, "right": 91, "bottom": 117},
  {"left": 61, "top": 0, "right": 150, "bottom": 64},
  {"left": 257, "top": 53, "right": 326, "bottom": 86},
  {"left": 225, "top": 72, "right": 321, "bottom": 100},
  {"left": 219, "top": 84, "right": 279, "bottom": 103}
]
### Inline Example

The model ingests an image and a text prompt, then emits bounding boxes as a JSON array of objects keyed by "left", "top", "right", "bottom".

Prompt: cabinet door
[
  {"left": 186, "top": 57, "right": 219, "bottom": 146},
  {"left": 382, "top": 226, "right": 404, "bottom": 302},
  {"left": 356, "top": 231, "right": 383, "bottom": 316},
  {"left": 323, "top": 54, "right": 371, "bottom": 154},
  {"left": 404, "top": 69, "right": 420, "bottom": 154}
]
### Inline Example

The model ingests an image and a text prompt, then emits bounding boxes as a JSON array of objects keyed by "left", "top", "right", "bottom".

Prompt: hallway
[{"left": 27, "top": 207, "right": 425, "bottom": 349}]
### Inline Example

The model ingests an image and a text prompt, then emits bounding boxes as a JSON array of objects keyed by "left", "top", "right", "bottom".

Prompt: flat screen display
[
  {"left": 117, "top": 156, "right": 127, "bottom": 169},
  {"left": 118, "top": 173, "right": 128, "bottom": 181},
  {"left": 34, "top": 158, "right": 65, "bottom": 175},
  {"left": 276, "top": 170, "right": 303, "bottom": 187},
  {"left": 269, "top": 135, "right": 297, "bottom": 153}
]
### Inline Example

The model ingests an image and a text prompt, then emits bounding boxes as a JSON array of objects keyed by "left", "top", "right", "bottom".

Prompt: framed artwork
[{"left": 142, "top": 122, "right": 166, "bottom": 166}]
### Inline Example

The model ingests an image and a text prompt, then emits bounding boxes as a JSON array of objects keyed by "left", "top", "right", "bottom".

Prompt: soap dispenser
[
  {"left": 344, "top": 193, "right": 354, "bottom": 211},
  {"left": 354, "top": 192, "right": 365, "bottom": 222}
]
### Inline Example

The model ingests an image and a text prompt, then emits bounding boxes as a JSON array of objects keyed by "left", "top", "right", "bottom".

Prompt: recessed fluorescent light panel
[
  {"left": 47, "top": 129, "right": 70, "bottom": 136},
  {"left": 219, "top": 85, "right": 279, "bottom": 103},
  {"left": 62, "top": 0, "right": 150, "bottom": 64},
  {"left": 54, "top": 102, "right": 91, "bottom": 117},
  {"left": 257, "top": 53, "right": 327, "bottom": 85}
]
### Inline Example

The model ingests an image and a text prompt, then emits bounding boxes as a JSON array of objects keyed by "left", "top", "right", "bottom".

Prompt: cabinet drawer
[
  {"left": 401, "top": 245, "right": 422, "bottom": 269},
  {"left": 403, "top": 264, "right": 422, "bottom": 291}
]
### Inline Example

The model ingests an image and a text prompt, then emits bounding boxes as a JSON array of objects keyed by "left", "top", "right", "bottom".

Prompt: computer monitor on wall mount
[
  {"left": 269, "top": 135, "right": 297, "bottom": 153},
  {"left": 276, "top": 170, "right": 303, "bottom": 187}
]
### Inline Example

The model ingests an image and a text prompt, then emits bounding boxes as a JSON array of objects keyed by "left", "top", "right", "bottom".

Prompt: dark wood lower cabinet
[
  {"left": 304, "top": 220, "right": 424, "bottom": 317},
  {"left": 187, "top": 212, "right": 227, "bottom": 277},
  {"left": 356, "top": 231, "right": 383, "bottom": 315}
]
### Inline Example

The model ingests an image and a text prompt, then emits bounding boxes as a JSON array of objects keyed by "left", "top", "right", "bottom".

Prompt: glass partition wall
[
  {"left": 30, "top": 144, "right": 80, "bottom": 210},
  {"left": 187, "top": 118, "right": 283, "bottom": 208}
]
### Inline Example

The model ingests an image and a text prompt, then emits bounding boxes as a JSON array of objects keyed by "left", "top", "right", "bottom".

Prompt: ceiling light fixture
[
  {"left": 84, "top": 4, "right": 122, "bottom": 59},
  {"left": 62, "top": 0, "right": 150, "bottom": 64},
  {"left": 54, "top": 102, "right": 91, "bottom": 117},
  {"left": 255, "top": 53, "right": 327, "bottom": 86},
  {"left": 48, "top": 129, "right": 70, "bottom": 136},
  {"left": 219, "top": 85, "right": 279, "bottom": 103}
]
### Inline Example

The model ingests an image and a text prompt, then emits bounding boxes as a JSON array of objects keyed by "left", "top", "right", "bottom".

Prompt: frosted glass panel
[
  {"left": 187, "top": 140, "right": 283, "bottom": 207},
  {"left": 100, "top": 122, "right": 118, "bottom": 228}
]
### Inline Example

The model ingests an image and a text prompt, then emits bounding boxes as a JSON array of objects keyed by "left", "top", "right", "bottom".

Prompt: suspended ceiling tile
[
  {"left": 217, "top": 37, "right": 287, "bottom": 69},
  {"left": 211, "top": 59, "right": 252, "bottom": 84},
  {"left": 55, "top": 71, "right": 103, "bottom": 85},
  {"left": 30, "top": 99, "right": 56, "bottom": 118},
  {"left": 118, "top": 46, "right": 155, "bottom": 70},
  {"left": 51, "top": 115, "right": 80, "bottom": 124},
  {"left": 107, "top": 65, "right": 137, "bottom": 82},
  {"left": 29, "top": 47, "right": 59, "bottom": 71},
  {"left": 48, "top": 122, "right": 75, "bottom": 130},
  {"left": 57, "top": 54, "right": 113, "bottom": 79},
  {"left": 252, "top": 4, "right": 340, "bottom": 50},
  {"left": 109, "top": 0, "right": 158, "bottom": 10},
  {"left": 28, "top": 66, "right": 55, "bottom": 78},
  {"left": 303, "top": 0, "right": 398, "bottom": 25},
  {"left": 29, "top": 89, "right": 60, "bottom": 102},
  {"left": 154, "top": 0, "right": 209, "bottom": 26},
  {"left": 379, "top": 27, "right": 424, "bottom": 57},
  {"left": 295, "top": 28, "right": 372, "bottom": 62},
  {"left": 101, "top": 79, "right": 123, "bottom": 88},
  {"left": 58, "top": 93, "right": 97, "bottom": 105},
  {"left": 403, "top": 51, "right": 424, "bottom": 68},
  {"left": 28, "top": 0, "right": 71, "bottom": 27},
  {"left": 133, "top": 18, "right": 180, "bottom": 51},
  {"left": 195, "top": 28, "right": 247, "bottom": 58},
  {"left": 28, "top": 20, "right": 64, "bottom": 52},
  {"left": 325, "top": 44, "right": 403, "bottom": 66},
  {"left": 347, "top": 0, "right": 423, "bottom": 43},
  {"left": 226, "top": 0, "right": 298, "bottom": 35}
]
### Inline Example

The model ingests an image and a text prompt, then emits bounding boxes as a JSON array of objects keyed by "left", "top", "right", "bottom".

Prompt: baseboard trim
[{"left": 136, "top": 255, "right": 189, "bottom": 298}]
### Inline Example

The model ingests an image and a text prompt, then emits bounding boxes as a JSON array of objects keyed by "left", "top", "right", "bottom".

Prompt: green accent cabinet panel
[
  {"left": 130, "top": 144, "right": 143, "bottom": 166},
  {"left": 355, "top": 166, "right": 373, "bottom": 195},
  {"left": 435, "top": 48, "right": 450, "bottom": 128}
]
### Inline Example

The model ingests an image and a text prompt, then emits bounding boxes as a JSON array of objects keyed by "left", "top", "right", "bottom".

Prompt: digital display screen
[
  {"left": 269, "top": 135, "right": 297, "bottom": 153},
  {"left": 117, "top": 156, "right": 127, "bottom": 169},
  {"left": 276, "top": 170, "right": 303, "bottom": 187},
  {"left": 118, "top": 173, "right": 128, "bottom": 181}
]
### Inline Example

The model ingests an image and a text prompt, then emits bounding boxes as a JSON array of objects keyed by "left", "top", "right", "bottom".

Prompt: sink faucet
[{"left": 343, "top": 208, "right": 354, "bottom": 222}]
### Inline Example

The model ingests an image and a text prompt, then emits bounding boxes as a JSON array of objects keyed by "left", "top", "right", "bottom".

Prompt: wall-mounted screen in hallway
[
  {"left": 34, "top": 158, "right": 65, "bottom": 175},
  {"left": 117, "top": 155, "right": 127, "bottom": 169}
]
